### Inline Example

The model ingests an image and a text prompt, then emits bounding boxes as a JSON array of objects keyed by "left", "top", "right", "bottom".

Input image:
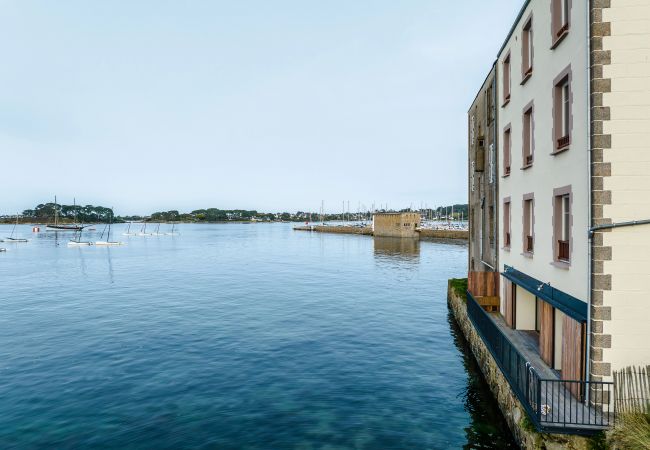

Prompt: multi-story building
[
  {"left": 466, "top": 0, "right": 650, "bottom": 436},
  {"left": 468, "top": 64, "right": 498, "bottom": 278}
]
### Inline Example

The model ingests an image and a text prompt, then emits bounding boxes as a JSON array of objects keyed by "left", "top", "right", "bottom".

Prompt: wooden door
[
  {"left": 562, "top": 316, "right": 586, "bottom": 398},
  {"left": 539, "top": 302, "right": 555, "bottom": 367}
]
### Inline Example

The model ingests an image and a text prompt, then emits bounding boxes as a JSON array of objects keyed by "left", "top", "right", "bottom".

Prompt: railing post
[
  {"left": 525, "top": 362, "right": 530, "bottom": 404},
  {"left": 537, "top": 377, "right": 542, "bottom": 423}
]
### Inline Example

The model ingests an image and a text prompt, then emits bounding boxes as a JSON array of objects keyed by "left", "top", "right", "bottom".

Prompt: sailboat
[
  {"left": 95, "top": 208, "right": 123, "bottom": 246},
  {"left": 165, "top": 222, "right": 179, "bottom": 236},
  {"left": 122, "top": 222, "right": 137, "bottom": 236},
  {"left": 67, "top": 229, "right": 92, "bottom": 246},
  {"left": 150, "top": 222, "right": 165, "bottom": 236},
  {"left": 67, "top": 202, "right": 92, "bottom": 246},
  {"left": 47, "top": 196, "right": 85, "bottom": 231},
  {"left": 137, "top": 220, "right": 151, "bottom": 236},
  {"left": 2, "top": 214, "right": 28, "bottom": 242}
]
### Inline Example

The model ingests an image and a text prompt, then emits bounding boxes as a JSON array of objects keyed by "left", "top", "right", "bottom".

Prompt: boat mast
[
  {"left": 11, "top": 213, "right": 18, "bottom": 238},
  {"left": 54, "top": 195, "right": 58, "bottom": 226},
  {"left": 108, "top": 208, "right": 113, "bottom": 241}
]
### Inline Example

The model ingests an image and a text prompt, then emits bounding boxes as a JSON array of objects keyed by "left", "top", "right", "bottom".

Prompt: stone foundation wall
[
  {"left": 418, "top": 229, "right": 468, "bottom": 240},
  {"left": 447, "top": 281, "right": 592, "bottom": 449},
  {"left": 293, "top": 225, "right": 373, "bottom": 235}
]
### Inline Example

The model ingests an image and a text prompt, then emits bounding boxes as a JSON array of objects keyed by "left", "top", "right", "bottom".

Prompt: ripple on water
[{"left": 0, "top": 223, "right": 515, "bottom": 449}]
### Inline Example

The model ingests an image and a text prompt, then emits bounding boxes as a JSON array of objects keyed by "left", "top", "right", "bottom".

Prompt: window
[
  {"left": 522, "top": 17, "right": 533, "bottom": 81},
  {"left": 553, "top": 186, "right": 572, "bottom": 264},
  {"left": 503, "top": 126, "right": 511, "bottom": 176},
  {"left": 554, "top": 69, "right": 571, "bottom": 152},
  {"left": 523, "top": 104, "right": 534, "bottom": 167},
  {"left": 503, "top": 53, "right": 511, "bottom": 105},
  {"left": 486, "top": 84, "right": 494, "bottom": 124},
  {"left": 552, "top": 0, "right": 570, "bottom": 46},
  {"left": 523, "top": 195, "right": 534, "bottom": 254},
  {"left": 503, "top": 198, "right": 511, "bottom": 249}
]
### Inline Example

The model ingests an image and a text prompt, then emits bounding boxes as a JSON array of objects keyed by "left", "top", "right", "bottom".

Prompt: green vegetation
[
  {"left": 17, "top": 203, "right": 115, "bottom": 223},
  {"left": 4, "top": 202, "right": 469, "bottom": 224},
  {"left": 608, "top": 413, "right": 650, "bottom": 449},
  {"left": 519, "top": 412, "right": 536, "bottom": 433},
  {"left": 449, "top": 278, "right": 468, "bottom": 298},
  {"left": 587, "top": 431, "right": 609, "bottom": 450}
]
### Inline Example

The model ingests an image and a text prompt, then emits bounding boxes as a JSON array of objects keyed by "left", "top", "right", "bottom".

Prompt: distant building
[
  {"left": 468, "top": 63, "right": 498, "bottom": 275},
  {"left": 372, "top": 212, "right": 420, "bottom": 238}
]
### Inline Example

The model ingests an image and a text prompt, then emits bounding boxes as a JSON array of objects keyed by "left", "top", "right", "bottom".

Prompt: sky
[{"left": 0, "top": 0, "right": 523, "bottom": 215}]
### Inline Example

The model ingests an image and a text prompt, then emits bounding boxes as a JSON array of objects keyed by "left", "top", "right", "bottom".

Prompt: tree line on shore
[{"left": 1, "top": 202, "right": 469, "bottom": 224}]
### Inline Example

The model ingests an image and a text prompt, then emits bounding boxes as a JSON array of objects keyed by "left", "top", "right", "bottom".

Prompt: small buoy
[{"left": 32, "top": 227, "right": 40, "bottom": 233}]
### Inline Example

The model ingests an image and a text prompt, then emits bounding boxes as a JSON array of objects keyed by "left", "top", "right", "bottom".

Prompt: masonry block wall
[{"left": 590, "top": 0, "right": 650, "bottom": 383}]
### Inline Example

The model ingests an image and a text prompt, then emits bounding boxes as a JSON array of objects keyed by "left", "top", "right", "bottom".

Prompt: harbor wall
[
  {"left": 447, "top": 281, "right": 595, "bottom": 449},
  {"left": 294, "top": 225, "right": 467, "bottom": 241},
  {"left": 418, "top": 229, "right": 468, "bottom": 240},
  {"left": 293, "top": 225, "right": 373, "bottom": 235}
]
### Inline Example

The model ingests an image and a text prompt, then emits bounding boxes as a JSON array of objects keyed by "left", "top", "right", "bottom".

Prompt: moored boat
[
  {"left": 3, "top": 214, "right": 28, "bottom": 242},
  {"left": 46, "top": 196, "right": 87, "bottom": 231},
  {"left": 94, "top": 208, "right": 123, "bottom": 246}
]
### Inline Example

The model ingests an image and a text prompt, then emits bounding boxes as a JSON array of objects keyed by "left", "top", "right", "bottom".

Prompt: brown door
[
  {"left": 504, "top": 280, "right": 516, "bottom": 328},
  {"left": 562, "top": 316, "right": 586, "bottom": 397},
  {"left": 539, "top": 302, "right": 555, "bottom": 367}
]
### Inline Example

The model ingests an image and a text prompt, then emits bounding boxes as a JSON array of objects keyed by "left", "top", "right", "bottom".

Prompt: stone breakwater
[
  {"left": 293, "top": 225, "right": 468, "bottom": 240},
  {"left": 447, "top": 281, "right": 596, "bottom": 450},
  {"left": 293, "top": 225, "right": 373, "bottom": 235}
]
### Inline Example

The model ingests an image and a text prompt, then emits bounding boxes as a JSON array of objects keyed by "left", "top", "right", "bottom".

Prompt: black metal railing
[{"left": 466, "top": 291, "right": 614, "bottom": 433}]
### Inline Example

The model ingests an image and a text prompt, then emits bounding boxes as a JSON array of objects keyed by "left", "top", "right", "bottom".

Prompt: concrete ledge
[
  {"left": 293, "top": 225, "right": 373, "bottom": 235},
  {"left": 419, "top": 229, "right": 468, "bottom": 240},
  {"left": 293, "top": 225, "right": 468, "bottom": 241}
]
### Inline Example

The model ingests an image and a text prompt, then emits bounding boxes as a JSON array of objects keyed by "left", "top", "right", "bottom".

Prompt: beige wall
[
  {"left": 592, "top": 0, "right": 650, "bottom": 383},
  {"left": 372, "top": 213, "right": 421, "bottom": 238},
  {"left": 515, "top": 286, "right": 536, "bottom": 330},
  {"left": 497, "top": 0, "right": 589, "bottom": 302}
]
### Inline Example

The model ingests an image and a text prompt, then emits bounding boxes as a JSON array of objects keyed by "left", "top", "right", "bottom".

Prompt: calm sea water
[{"left": 0, "top": 223, "right": 515, "bottom": 449}]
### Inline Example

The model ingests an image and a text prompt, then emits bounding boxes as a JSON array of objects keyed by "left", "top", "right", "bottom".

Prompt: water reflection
[
  {"left": 447, "top": 311, "right": 518, "bottom": 449},
  {"left": 373, "top": 237, "right": 420, "bottom": 264}
]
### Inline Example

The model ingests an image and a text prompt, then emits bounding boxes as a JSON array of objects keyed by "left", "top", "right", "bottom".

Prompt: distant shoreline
[{"left": 0, "top": 219, "right": 307, "bottom": 225}]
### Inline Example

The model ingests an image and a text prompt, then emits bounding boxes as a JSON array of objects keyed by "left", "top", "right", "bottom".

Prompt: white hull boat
[
  {"left": 4, "top": 214, "right": 28, "bottom": 242},
  {"left": 2, "top": 237, "right": 28, "bottom": 243},
  {"left": 94, "top": 208, "right": 122, "bottom": 246},
  {"left": 68, "top": 240, "right": 92, "bottom": 247}
]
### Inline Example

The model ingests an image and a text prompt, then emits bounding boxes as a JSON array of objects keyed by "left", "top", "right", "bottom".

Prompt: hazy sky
[{"left": 0, "top": 1, "right": 522, "bottom": 215}]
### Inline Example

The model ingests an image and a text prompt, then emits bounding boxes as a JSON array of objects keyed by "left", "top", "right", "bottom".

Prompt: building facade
[
  {"left": 468, "top": 64, "right": 499, "bottom": 275},
  {"left": 497, "top": 0, "right": 591, "bottom": 385},
  {"left": 466, "top": 0, "right": 650, "bottom": 435},
  {"left": 589, "top": 0, "right": 650, "bottom": 389}
]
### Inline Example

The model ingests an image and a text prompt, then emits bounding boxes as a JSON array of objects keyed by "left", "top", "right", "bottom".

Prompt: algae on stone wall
[{"left": 449, "top": 278, "right": 468, "bottom": 299}]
